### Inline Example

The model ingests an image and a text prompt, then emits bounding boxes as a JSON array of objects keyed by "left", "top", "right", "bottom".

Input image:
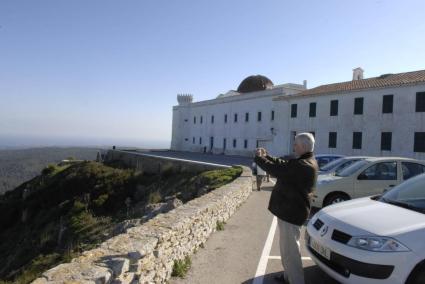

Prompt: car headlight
[{"left": 347, "top": 236, "right": 410, "bottom": 252}]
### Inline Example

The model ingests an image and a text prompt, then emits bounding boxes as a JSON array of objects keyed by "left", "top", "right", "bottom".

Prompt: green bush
[
  {"left": 93, "top": 194, "right": 109, "bottom": 208},
  {"left": 172, "top": 256, "right": 192, "bottom": 278},
  {"left": 199, "top": 167, "right": 242, "bottom": 189},
  {"left": 0, "top": 162, "right": 243, "bottom": 283},
  {"left": 10, "top": 253, "right": 61, "bottom": 284},
  {"left": 41, "top": 164, "right": 57, "bottom": 176},
  {"left": 148, "top": 191, "right": 162, "bottom": 204},
  {"left": 216, "top": 220, "right": 226, "bottom": 231}
]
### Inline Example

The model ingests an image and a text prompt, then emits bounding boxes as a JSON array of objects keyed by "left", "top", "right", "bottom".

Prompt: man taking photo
[{"left": 254, "top": 133, "right": 318, "bottom": 284}]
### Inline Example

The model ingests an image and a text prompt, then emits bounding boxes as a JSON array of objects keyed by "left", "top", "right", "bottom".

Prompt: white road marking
[
  {"left": 254, "top": 179, "right": 312, "bottom": 283},
  {"left": 268, "top": 256, "right": 312, "bottom": 261},
  {"left": 252, "top": 178, "right": 277, "bottom": 284},
  {"left": 253, "top": 216, "right": 278, "bottom": 284}
]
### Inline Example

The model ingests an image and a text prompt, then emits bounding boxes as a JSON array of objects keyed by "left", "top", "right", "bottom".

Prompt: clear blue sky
[{"left": 1, "top": 0, "right": 424, "bottom": 148}]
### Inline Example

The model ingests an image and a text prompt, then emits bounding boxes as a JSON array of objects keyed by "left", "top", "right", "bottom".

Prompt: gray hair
[{"left": 295, "top": 132, "right": 315, "bottom": 152}]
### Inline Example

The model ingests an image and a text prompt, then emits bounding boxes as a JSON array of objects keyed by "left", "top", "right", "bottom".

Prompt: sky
[{"left": 1, "top": 0, "right": 425, "bottom": 148}]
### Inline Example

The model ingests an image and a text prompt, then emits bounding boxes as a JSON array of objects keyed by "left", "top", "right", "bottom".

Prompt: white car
[
  {"left": 306, "top": 173, "right": 425, "bottom": 284},
  {"left": 313, "top": 157, "right": 425, "bottom": 208},
  {"left": 319, "top": 156, "right": 370, "bottom": 175},
  {"left": 315, "top": 154, "right": 345, "bottom": 168}
]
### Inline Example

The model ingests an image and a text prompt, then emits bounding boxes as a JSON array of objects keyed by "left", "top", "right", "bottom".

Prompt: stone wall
[
  {"left": 105, "top": 150, "right": 230, "bottom": 174},
  {"left": 32, "top": 166, "right": 252, "bottom": 284}
]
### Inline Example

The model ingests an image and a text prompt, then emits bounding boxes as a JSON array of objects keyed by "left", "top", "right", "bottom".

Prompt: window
[
  {"left": 200, "top": 116, "right": 203, "bottom": 124},
  {"left": 309, "top": 102, "right": 316, "bottom": 117},
  {"left": 223, "top": 138, "right": 227, "bottom": 150},
  {"left": 192, "top": 137, "right": 195, "bottom": 144},
  {"left": 194, "top": 116, "right": 196, "bottom": 124},
  {"left": 291, "top": 104, "right": 297, "bottom": 118},
  {"left": 211, "top": 115, "right": 214, "bottom": 124},
  {"left": 257, "top": 111, "right": 262, "bottom": 121},
  {"left": 184, "top": 138, "right": 188, "bottom": 141},
  {"left": 224, "top": 114, "right": 228, "bottom": 123},
  {"left": 354, "top": 97, "right": 364, "bottom": 115},
  {"left": 271, "top": 110, "right": 275, "bottom": 121},
  {"left": 382, "top": 95, "right": 393, "bottom": 114},
  {"left": 234, "top": 113, "right": 238, "bottom": 122},
  {"left": 330, "top": 100, "right": 338, "bottom": 116},
  {"left": 245, "top": 112, "right": 249, "bottom": 122},
  {"left": 329, "top": 132, "right": 337, "bottom": 148},
  {"left": 337, "top": 160, "right": 369, "bottom": 177},
  {"left": 414, "top": 132, "right": 425, "bottom": 152},
  {"left": 233, "top": 139, "right": 237, "bottom": 148},
  {"left": 416, "top": 92, "right": 425, "bottom": 112},
  {"left": 244, "top": 139, "right": 248, "bottom": 149},
  {"left": 402, "top": 162, "right": 425, "bottom": 180},
  {"left": 199, "top": 137, "right": 202, "bottom": 145},
  {"left": 358, "top": 162, "right": 397, "bottom": 180},
  {"left": 353, "top": 132, "right": 362, "bottom": 149},
  {"left": 381, "top": 132, "right": 392, "bottom": 151}
]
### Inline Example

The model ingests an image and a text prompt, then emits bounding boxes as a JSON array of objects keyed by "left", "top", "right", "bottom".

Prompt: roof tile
[{"left": 297, "top": 69, "right": 425, "bottom": 96}]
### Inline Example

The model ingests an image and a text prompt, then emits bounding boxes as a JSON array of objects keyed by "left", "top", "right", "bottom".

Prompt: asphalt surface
[
  {"left": 131, "top": 150, "right": 254, "bottom": 167},
  {"left": 170, "top": 181, "right": 340, "bottom": 284},
  {"left": 131, "top": 150, "right": 340, "bottom": 284}
]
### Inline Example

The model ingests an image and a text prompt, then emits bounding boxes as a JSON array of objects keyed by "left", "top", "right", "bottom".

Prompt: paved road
[
  {"left": 170, "top": 181, "right": 340, "bottom": 284},
  {"left": 128, "top": 151, "right": 339, "bottom": 283},
  {"left": 127, "top": 150, "right": 253, "bottom": 167}
]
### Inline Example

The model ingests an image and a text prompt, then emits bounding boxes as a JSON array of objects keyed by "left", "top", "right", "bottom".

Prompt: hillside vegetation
[
  {"left": 0, "top": 147, "right": 99, "bottom": 195},
  {"left": 0, "top": 161, "right": 242, "bottom": 284}
]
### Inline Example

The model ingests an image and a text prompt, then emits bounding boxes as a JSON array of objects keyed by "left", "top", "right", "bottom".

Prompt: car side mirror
[{"left": 358, "top": 173, "right": 367, "bottom": 180}]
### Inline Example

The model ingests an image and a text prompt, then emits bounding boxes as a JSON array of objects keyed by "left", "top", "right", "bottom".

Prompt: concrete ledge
[
  {"left": 33, "top": 166, "right": 252, "bottom": 284},
  {"left": 105, "top": 150, "right": 230, "bottom": 174}
]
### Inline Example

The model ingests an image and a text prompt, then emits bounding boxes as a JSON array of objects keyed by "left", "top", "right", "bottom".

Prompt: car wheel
[
  {"left": 406, "top": 261, "right": 425, "bottom": 284},
  {"left": 323, "top": 193, "right": 350, "bottom": 207}
]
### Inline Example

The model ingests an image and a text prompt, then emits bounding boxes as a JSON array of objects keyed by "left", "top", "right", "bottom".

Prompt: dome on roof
[{"left": 237, "top": 75, "right": 274, "bottom": 93}]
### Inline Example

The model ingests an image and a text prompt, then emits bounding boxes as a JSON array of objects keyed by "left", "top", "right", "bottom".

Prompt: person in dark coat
[{"left": 254, "top": 132, "right": 318, "bottom": 284}]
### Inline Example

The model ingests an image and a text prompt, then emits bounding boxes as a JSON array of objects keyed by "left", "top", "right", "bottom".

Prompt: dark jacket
[{"left": 254, "top": 152, "right": 318, "bottom": 226}]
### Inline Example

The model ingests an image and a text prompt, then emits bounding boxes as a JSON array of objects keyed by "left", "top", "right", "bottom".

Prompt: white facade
[{"left": 171, "top": 71, "right": 425, "bottom": 160}]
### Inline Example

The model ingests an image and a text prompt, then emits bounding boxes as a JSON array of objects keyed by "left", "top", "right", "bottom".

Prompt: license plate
[{"left": 310, "top": 237, "right": 331, "bottom": 260}]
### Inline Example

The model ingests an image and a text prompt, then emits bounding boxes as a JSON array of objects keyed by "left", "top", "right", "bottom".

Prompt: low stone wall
[
  {"left": 105, "top": 150, "right": 230, "bottom": 174},
  {"left": 33, "top": 166, "right": 252, "bottom": 284}
]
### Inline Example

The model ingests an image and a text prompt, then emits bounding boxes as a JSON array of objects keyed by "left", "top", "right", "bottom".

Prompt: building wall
[
  {"left": 284, "top": 83, "right": 425, "bottom": 159},
  {"left": 171, "top": 86, "right": 304, "bottom": 157},
  {"left": 171, "top": 83, "right": 425, "bottom": 160}
]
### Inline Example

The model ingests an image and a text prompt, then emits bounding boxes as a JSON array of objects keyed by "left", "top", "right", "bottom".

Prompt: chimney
[
  {"left": 303, "top": 80, "right": 307, "bottom": 88},
  {"left": 352, "top": 67, "right": 364, "bottom": 81}
]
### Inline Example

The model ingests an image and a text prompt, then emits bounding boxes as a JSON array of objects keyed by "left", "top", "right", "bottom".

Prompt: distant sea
[{"left": 0, "top": 135, "right": 170, "bottom": 150}]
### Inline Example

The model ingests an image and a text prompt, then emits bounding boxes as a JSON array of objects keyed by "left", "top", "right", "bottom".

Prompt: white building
[{"left": 171, "top": 69, "right": 425, "bottom": 160}]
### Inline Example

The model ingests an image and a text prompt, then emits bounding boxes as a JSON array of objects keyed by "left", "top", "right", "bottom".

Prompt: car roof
[
  {"left": 315, "top": 154, "right": 345, "bottom": 158},
  {"left": 363, "top": 157, "right": 425, "bottom": 163},
  {"left": 339, "top": 156, "right": 372, "bottom": 160}
]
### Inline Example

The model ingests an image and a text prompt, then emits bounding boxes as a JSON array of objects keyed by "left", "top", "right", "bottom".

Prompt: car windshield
[
  {"left": 379, "top": 173, "right": 425, "bottom": 214},
  {"left": 335, "top": 160, "right": 369, "bottom": 177},
  {"left": 334, "top": 159, "right": 361, "bottom": 175},
  {"left": 320, "top": 157, "right": 344, "bottom": 171}
]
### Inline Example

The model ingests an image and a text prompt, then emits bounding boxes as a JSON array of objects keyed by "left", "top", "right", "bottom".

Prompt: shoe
[{"left": 273, "top": 272, "right": 289, "bottom": 283}]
